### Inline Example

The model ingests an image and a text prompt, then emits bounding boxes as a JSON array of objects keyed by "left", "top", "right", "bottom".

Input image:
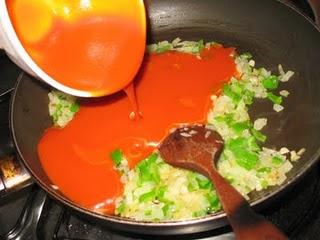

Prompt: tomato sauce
[
  {"left": 7, "top": 0, "right": 146, "bottom": 95},
  {"left": 37, "top": 47, "right": 236, "bottom": 214}
]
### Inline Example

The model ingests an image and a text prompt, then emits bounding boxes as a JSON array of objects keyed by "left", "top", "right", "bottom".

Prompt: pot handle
[{"left": 308, "top": 0, "right": 320, "bottom": 26}]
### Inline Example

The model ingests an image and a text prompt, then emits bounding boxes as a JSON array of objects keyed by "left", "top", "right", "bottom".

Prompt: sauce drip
[
  {"left": 37, "top": 47, "right": 236, "bottom": 214},
  {"left": 124, "top": 82, "right": 142, "bottom": 120},
  {"left": 7, "top": 0, "right": 146, "bottom": 95}
]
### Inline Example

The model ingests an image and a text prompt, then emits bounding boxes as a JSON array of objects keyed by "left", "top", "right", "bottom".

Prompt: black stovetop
[{"left": 0, "top": 1, "right": 319, "bottom": 239}]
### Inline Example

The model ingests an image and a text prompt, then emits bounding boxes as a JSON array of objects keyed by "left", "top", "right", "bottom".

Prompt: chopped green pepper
[
  {"left": 223, "top": 84, "right": 241, "bottom": 103},
  {"left": 231, "top": 121, "right": 250, "bottom": 134},
  {"left": 251, "top": 129, "right": 267, "bottom": 143},
  {"left": 136, "top": 153, "right": 160, "bottom": 184},
  {"left": 242, "top": 52, "right": 252, "bottom": 59},
  {"left": 192, "top": 210, "right": 206, "bottom": 218},
  {"left": 206, "top": 192, "right": 220, "bottom": 209},
  {"left": 272, "top": 156, "right": 283, "bottom": 165},
  {"left": 261, "top": 179, "right": 269, "bottom": 189},
  {"left": 162, "top": 202, "right": 175, "bottom": 216},
  {"left": 156, "top": 43, "right": 172, "bottom": 53},
  {"left": 110, "top": 149, "right": 123, "bottom": 167},
  {"left": 187, "top": 173, "right": 199, "bottom": 192},
  {"left": 262, "top": 75, "right": 279, "bottom": 90},
  {"left": 139, "top": 190, "right": 156, "bottom": 203},
  {"left": 70, "top": 103, "right": 80, "bottom": 113},
  {"left": 267, "top": 92, "right": 282, "bottom": 105},
  {"left": 257, "top": 167, "right": 271, "bottom": 173},
  {"left": 156, "top": 186, "right": 167, "bottom": 201},
  {"left": 196, "top": 177, "right": 212, "bottom": 190},
  {"left": 215, "top": 113, "right": 235, "bottom": 126},
  {"left": 116, "top": 203, "right": 125, "bottom": 214},
  {"left": 144, "top": 209, "right": 152, "bottom": 216},
  {"left": 227, "top": 136, "right": 259, "bottom": 152},
  {"left": 235, "top": 149, "right": 259, "bottom": 170},
  {"left": 198, "top": 39, "right": 205, "bottom": 52},
  {"left": 242, "top": 90, "right": 255, "bottom": 105},
  {"left": 247, "top": 136, "right": 261, "bottom": 151}
]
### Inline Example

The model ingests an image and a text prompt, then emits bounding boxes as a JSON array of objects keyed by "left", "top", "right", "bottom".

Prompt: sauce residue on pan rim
[{"left": 37, "top": 46, "right": 236, "bottom": 214}]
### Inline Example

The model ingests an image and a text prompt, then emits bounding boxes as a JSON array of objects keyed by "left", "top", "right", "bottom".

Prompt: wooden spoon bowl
[{"left": 159, "top": 124, "right": 288, "bottom": 240}]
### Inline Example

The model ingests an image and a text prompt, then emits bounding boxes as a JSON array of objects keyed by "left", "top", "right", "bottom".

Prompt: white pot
[{"left": 0, "top": 1, "right": 92, "bottom": 97}]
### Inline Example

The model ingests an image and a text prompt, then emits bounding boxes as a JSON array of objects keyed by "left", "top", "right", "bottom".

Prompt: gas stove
[{"left": 0, "top": 1, "right": 319, "bottom": 239}]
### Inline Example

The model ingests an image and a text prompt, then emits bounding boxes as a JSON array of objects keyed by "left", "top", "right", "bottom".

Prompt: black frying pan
[{"left": 9, "top": 0, "right": 320, "bottom": 235}]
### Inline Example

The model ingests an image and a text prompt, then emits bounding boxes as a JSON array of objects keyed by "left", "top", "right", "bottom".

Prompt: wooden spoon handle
[{"left": 209, "top": 169, "right": 288, "bottom": 240}]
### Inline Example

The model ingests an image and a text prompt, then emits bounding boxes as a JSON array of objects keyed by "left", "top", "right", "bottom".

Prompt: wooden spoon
[{"left": 159, "top": 124, "right": 288, "bottom": 240}]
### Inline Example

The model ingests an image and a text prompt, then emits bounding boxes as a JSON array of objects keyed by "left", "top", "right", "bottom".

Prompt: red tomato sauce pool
[{"left": 37, "top": 46, "right": 236, "bottom": 214}]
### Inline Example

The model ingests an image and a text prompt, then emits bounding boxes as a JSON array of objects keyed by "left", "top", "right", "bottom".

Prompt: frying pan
[{"left": 8, "top": 0, "right": 320, "bottom": 235}]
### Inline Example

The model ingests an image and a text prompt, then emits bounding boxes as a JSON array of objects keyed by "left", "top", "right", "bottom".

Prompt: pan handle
[
  {"left": 0, "top": 94, "right": 33, "bottom": 199},
  {"left": 0, "top": 154, "right": 34, "bottom": 199},
  {"left": 308, "top": 0, "right": 320, "bottom": 26}
]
